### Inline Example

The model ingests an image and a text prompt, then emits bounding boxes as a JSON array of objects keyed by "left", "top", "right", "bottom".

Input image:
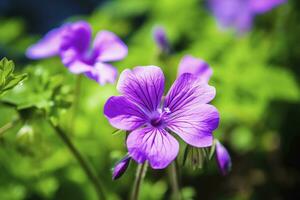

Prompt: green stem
[
  {"left": 169, "top": 162, "right": 182, "bottom": 200},
  {"left": 0, "top": 118, "right": 19, "bottom": 137},
  {"left": 131, "top": 162, "right": 148, "bottom": 200},
  {"left": 70, "top": 75, "right": 82, "bottom": 134},
  {"left": 49, "top": 120, "right": 106, "bottom": 200}
]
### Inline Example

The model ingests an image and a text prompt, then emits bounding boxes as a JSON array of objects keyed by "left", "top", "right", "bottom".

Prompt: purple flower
[
  {"left": 153, "top": 26, "right": 170, "bottom": 54},
  {"left": 215, "top": 140, "right": 232, "bottom": 175},
  {"left": 208, "top": 0, "right": 287, "bottom": 33},
  {"left": 178, "top": 55, "right": 212, "bottom": 83},
  {"left": 112, "top": 155, "right": 131, "bottom": 180},
  {"left": 104, "top": 66, "right": 219, "bottom": 169},
  {"left": 26, "top": 21, "right": 128, "bottom": 85}
]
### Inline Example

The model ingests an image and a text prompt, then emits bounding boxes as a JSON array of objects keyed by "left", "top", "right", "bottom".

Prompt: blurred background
[{"left": 0, "top": 0, "right": 300, "bottom": 199}]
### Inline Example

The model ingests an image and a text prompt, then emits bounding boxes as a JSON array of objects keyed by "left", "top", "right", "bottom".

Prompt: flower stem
[
  {"left": 131, "top": 162, "right": 148, "bottom": 200},
  {"left": 169, "top": 161, "right": 182, "bottom": 200},
  {"left": 70, "top": 75, "right": 82, "bottom": 134},
  {"left": 49, "top": 120, "right": 106, "bottom": 200}
]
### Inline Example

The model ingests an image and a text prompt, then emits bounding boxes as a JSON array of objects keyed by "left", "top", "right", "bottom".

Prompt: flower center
[
  {"left": 149, "top": 107, "right": 171, "bottom": 128},
  {"left": 150, "top": 117, "right": 163, "bottom": 127}
]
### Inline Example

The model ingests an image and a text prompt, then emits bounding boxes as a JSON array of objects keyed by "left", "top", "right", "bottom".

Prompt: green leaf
[{"left": 0, "top": 57, "right": 27, "bottom": 96}]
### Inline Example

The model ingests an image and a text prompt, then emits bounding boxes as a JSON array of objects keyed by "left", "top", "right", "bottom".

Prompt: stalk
[
  {"left": 169, "top": 161, "right": 182, "bottom": 200},
  {"left": 49, "top": 121, "right": 106, "bottom": 200},
  {"left": 131, "top": 162, "right": 148, "bottom": 200}
]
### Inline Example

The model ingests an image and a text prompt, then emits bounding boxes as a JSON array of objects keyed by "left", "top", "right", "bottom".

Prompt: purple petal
[
  {"left": 26, "top": 26, "right": 64, "bottom": 59},
  {"left": 153, "top": 26, "right": 170, "bottom": 53},
  {"left": 59, "top": 21, "right": 92, "bottom": 66},
  {"left": 178, "top": 55, "right": 212, "bottom": 83},
  {"left": 164, "top": 73, "right": 216, "bottom": 112},
  {"left": 67, "top": 60, "right": 92, "bottom": 74},
  {"left": 117, "top": 66, "right": 165, "bottom": 113},
  {"left": 164, "top": 73, "right": 218, "bottom": 147},
  {"left": 93, "top": 31, "right": 128, "bottom": 62},
  {"left": 112, "top": 155, "right": 131, "bottom": 180},
  {"left": 104, "top": 96, "right": 147, "bottom": 131},
  {"left": 250, "top": 0, "right": 286, "bottom": 14},
  {"left": 85, "top": 63, "right": 118, "bottom": 85},
  {"left": 166, "top": 104, "right": 219, "bottom": 147},
  {"left": 216, "top": 140, "right": 232, "bottom": 176},
  {"left": 126, "top": 127, "right": 179, "bottom": 169}
]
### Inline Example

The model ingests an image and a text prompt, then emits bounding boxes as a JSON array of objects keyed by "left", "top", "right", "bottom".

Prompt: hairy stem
[
  {"left": 49, "top": 121, "right": 106, "bottom": 200},
  {"left": 131, "top": 162, "right": 148, "bottom": 200},
  {"left": 169, "top": 161, "right": 182, "bottom": 200}
]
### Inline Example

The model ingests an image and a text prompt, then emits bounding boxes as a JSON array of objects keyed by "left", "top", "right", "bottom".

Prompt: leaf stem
[
  {"left": 169, "top": 161, "right": 182, "bottom": 200},
  {"left": 131, "top": 162, "right": 148, "bottom": 200},
  {"left": 49, "top": 120, "right": 106, "bottom": 200}
]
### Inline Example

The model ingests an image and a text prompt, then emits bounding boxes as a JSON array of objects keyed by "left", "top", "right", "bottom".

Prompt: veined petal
[
  {"left": 104, "top": 96, "right": 147, "bottom": 131},
  {"left": 93, "top": 31, "right": 128, "bottom": 62},
  {"left": 216, "top": 140, "right": 232, "bottom": 175},
  {"left": 127, "top": 127, "right": 179, "bottom": 169},
  {"left": 164, "top": 73, "right": 216, "bottom": 113},
  {"left": 117, "top": 66, "right": 165, "bottom": 113},
  {"left": 178, "top": 55, "right": 212, "bottom": 83},
  {"left": 85, "top": 63, "right": 117, "bottom": 85},
  {"left": 26, "top": 27, "right": 64, "bottom": 59},
  {"left": 250, "top": 0, "right": 286, "bottom": 14},
  {"left": 60, "top": 21, "right": 92, "bottom": 66},
  {"left": 166, "top": 104, "right": 219, "bottom": 147}
]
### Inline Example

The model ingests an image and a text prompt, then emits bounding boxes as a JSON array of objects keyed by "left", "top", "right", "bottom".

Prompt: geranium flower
[
  {"left": 26, "top": 21, "right": 128, "bottom": 85},
  {"left": 208, "top": 0, "right": 286, "bottom": 33},
  {"left": 104, "top": 66, "right": 219, "bottom": 169},
  {"left": 215, "top": 140, "right": 232, "bottom": 175}
]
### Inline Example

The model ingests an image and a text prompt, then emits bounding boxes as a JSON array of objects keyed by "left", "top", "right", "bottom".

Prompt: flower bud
[
  {"left": 112, "top": 155, "right": 131, "bottom": 180},
  {"left": 215, "top": 140, "right": 232, "bottom": 176},
  {"left": 153, "top": 26, "right": 170, "bottom": 54}
]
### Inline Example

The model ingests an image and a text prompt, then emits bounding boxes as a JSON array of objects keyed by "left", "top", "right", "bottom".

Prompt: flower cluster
[{"left": 26, "top": 21, "right": 128, "bottom": 85}]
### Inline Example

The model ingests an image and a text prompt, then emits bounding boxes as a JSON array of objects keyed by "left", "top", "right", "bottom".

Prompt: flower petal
[
  {"left": 93, "top": 31, "right": 128, "bottom": 62},
  {"left": 178, "top": 55, "right": 212, "bottom": 83},
  {"left": 127, "top": 127, "right": 179, "bottom": 169},
  {"left": 85, "top": 63, "right": 117, "bottom": 85},
  {"left": 60, "top": 21, "right": 92, "bottom": 66},
  {"left": 166, "top": 104, "right": 219, "bottom": 147},
  {"left": 67, "top": 60, "right": 92, "bottom": 74},
  {"left": 216, "top": 140, "right": 232, "bottom": 175},
  {"left": 104, "top": 96, "right": 147, "bottom": 131},
  {"left": 250, "top": 0, "right": 286, "bottom": 14},
  {"left": 164, "top": 73, "right": 216, "bottom": 113},
  {"left": 26, "top": 27, "right": 64, "bottom": 59},
  {"left": 117, "top": 66, "right": 165, "bottom": 113}
]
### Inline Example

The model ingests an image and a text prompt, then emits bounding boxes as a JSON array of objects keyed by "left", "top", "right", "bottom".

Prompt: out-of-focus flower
[
  {"left": 153, "top": 26, "right": 170, "bottom": 54},
  {"left": 208, "top": 0, "right": 287, "bottom": 33},
  {"left": 104, "top": 66, "right": 219, "bottom": 169},
  {"left": 26, "top": 21, "right": 128, "bottom": 85},
  {"left": 178, "top": 55, "right": 212, "bottom": 83},
  {"left": 112, "top": 155, "right": 131, "bottom": 180},
  {"left": 215, "top": 140, "right": 232, "bottom": 175}
]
